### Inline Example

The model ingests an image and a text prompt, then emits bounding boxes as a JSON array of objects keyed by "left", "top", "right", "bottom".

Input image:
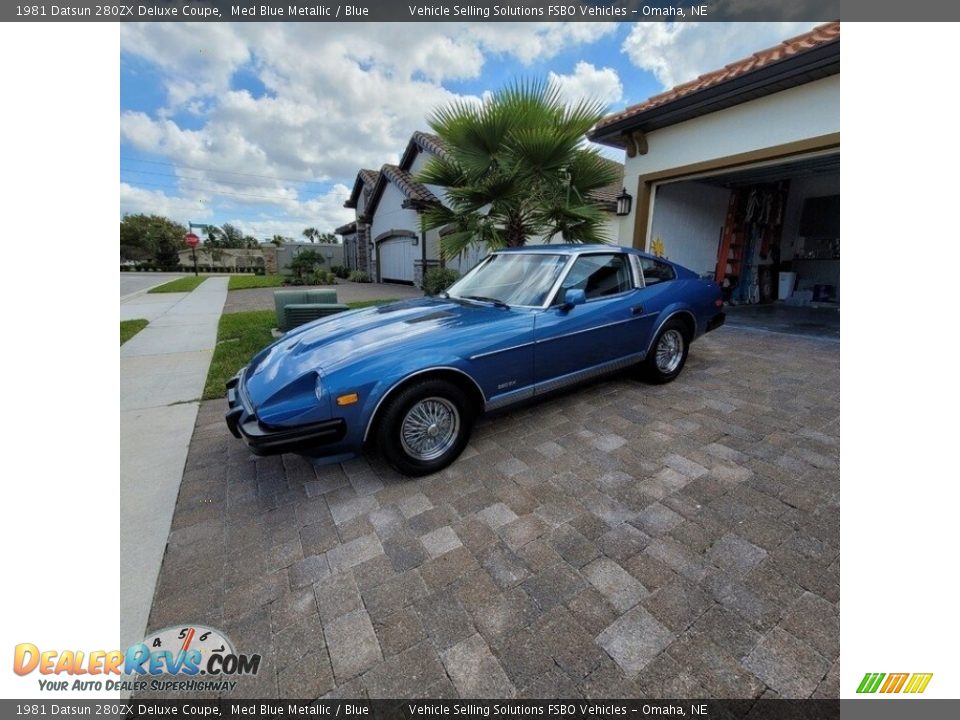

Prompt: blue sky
[{"left": 120, "top": 22, "right": 819, "bottom": 239}]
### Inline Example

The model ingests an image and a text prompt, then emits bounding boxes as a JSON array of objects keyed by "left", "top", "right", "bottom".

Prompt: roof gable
[
  {"left": 344, "top": 168, "right": 380, "bottom": 209},
  {"left": 399, "top": 131, "right": 449, "bottom": 171},
  {"left": 363, "top": 163, "right": 440, "bottom": 221}
]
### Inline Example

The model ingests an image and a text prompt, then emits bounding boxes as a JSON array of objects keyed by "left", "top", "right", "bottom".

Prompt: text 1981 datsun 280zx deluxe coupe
[{"left": 226, "top": 245, "right": 725, "bottom": 476}]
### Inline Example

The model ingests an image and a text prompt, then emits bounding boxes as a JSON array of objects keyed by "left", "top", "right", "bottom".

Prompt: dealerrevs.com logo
[
  {"left": 856, "top": 672, "right": 934, "bottom": 694},
  {"left": 13, "top": 625, "right": 261, "bottom": 693}
]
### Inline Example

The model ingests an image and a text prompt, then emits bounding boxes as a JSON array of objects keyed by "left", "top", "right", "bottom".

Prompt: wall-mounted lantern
[{"left": 616, "top": 188, "right": 633, "bottom": 217}]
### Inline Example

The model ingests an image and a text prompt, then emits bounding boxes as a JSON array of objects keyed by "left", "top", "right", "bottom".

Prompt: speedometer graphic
[{"left": 143, "top": 625, "right": 235, "bottom": 673}]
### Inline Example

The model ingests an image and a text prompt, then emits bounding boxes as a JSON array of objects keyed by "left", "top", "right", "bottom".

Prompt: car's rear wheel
[
  {"left": 641, "top": 319, "right": 690, "bottom": 384},
  {"left": 376, "top": 379, "right": 474, "bottom": 477}
]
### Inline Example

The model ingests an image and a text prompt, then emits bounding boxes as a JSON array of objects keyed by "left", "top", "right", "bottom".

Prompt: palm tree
[
  {"left": 302, "top": 227, "right": 319, "bottom": 243},
  {"left": 416, "top": 79, "right": 620, "bottom": 259}
]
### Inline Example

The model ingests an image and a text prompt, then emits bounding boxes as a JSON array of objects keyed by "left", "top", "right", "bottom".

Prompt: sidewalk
[{"left": 120, "top": 277, "right": 228, "bottom": 650}]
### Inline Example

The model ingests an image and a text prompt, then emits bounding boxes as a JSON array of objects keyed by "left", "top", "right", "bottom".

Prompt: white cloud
[
  {"left": 120, "top": 182, "right": 213, "bottom": 219},
  {"left": 121, "top": 23, "right": 251, "bottom": 107},
  {"left": 549, "top": 62, "right": 623, "bottom": 108},
  {"left": 120, "top": 22, "right": 623, "bottom": 234},
  {"left": 469, "top": 22, "right": 618, "bottom": 64},
  {"left": 622, "top": 22, "right": 822, "bottom": 89}
]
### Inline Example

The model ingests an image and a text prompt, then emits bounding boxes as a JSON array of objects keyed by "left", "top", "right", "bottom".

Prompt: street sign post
[{"left": 184, "top": 232, "right": 200, "bottom": 276}]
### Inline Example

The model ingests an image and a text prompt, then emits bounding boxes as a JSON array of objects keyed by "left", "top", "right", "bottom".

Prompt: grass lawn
[
  {"left": 148, "top": 276, "right": 207, "bottom": 293},
  {"left": 228, "top": 275, "right": 284, "bottom": 290},
  {"left": 120, "top": 319, "right": 148, "bottom": 345},
  {"left": 202, "top": 299, "right": 400, "bottom": 400}
]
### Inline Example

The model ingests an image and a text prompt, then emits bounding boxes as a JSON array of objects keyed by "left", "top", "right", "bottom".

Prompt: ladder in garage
[{"left": 715, "top": 191, "right": 743, "bottom": 286}]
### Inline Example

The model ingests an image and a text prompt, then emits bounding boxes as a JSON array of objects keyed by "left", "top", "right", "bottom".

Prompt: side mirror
[{"left": 562, "top": 288, "right": 586, "bottom": 310}]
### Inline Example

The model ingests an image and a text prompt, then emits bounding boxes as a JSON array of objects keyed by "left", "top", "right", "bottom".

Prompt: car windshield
[{"left": 446, "top": 253, "right": 568, "bottom": 307}]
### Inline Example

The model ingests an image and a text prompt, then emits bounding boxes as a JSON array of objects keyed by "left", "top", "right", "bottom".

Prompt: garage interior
[{"left": 648, "top": 152, "right": 840, "bottom": 338}]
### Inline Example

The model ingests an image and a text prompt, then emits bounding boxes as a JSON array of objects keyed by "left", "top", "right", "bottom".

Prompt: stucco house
[
  {"left": 338, "top": 131, "right": 624, "bottom": 286},
  {"left": 589, "top": 21, "right": 840, "bottom": 305}
]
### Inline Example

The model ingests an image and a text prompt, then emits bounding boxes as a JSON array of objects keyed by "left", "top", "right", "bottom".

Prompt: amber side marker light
[{"left": 336, "top": 393, "right": 359, "bottom": 406}]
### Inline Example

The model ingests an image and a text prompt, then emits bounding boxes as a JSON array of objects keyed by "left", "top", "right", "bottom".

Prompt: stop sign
[{"left": 184, "top": 232, "right": 200, "bottom": 248}]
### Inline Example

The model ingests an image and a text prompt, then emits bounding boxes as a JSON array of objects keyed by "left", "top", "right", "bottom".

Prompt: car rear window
[{"left": 639, "top": 257, "right": 676, "bottom": 285}]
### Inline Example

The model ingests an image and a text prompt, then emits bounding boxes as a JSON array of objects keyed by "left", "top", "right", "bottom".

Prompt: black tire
[
  {"left": 376, "top": 379, "right": 474, "bottom": 477},
  {"left": 641, "top": 318, "right": 691, "bottom": 384}
]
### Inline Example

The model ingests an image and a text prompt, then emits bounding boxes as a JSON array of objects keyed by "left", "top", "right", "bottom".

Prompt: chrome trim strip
[
  {"left": 534, "top": 315, "right": 646, "bottom": 344},
  {"left": 484, "top": 386, "right": 536, "bottom": 412},
  {"left": 363, "top": 366, "right": 487, "bottom": 442},
  {"left": 482, "top": 352, "right": 646, "bottom": 412},
  {"left": 532, "top": 352, "right": 645, "bottom": 396},
  {"left": 469, "top": 341, "right": 536, "bottom": 361},
  {"left": 630, "top": 253, "right": 646, "bottom": 289}
]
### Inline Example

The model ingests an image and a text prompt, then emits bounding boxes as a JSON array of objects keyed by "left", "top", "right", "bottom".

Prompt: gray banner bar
[
  {"left": 4, "top": 0, "right": 849, "bottom": 23},
  {"left": 10, "top": 0, "right": 960, "bottom": 23}
]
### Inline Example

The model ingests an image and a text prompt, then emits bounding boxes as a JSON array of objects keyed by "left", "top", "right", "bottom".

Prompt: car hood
[{"left": 244, "top": 297, "right": 515, "bottom": 409}]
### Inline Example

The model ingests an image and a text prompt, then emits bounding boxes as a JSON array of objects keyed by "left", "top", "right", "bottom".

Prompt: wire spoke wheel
[
  {"left": 655, "top": 328, "right": 684, "bottom": 374},
  {"left": 399, "top": 396, "right": 461, "bottom": 461}
]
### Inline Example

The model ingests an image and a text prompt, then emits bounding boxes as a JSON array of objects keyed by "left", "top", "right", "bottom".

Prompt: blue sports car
[{"left": 226, "top": 245, "right": 725, "bottom": 476}]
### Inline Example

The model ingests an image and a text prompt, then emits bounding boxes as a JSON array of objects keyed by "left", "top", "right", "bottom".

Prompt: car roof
[{"left": 493, "top": 243, "right": 659, "bottom": 260}]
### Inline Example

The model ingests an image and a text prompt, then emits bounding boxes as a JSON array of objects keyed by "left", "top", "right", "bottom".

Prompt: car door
[{"left": 533, "top": 252, "right": 645, "bottom": 386}]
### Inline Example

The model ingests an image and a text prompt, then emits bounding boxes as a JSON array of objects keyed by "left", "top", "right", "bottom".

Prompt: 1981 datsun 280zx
[{"left": 226, "top": 245, "right": 725, "bottom": 476}]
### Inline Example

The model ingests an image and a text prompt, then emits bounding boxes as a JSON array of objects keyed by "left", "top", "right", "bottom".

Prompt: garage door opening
[
  {"left": 377, "top": 234, "right": 418, "bottom": 285},
  {"left": 646, "top": 152, "right": 839, "bottom": 336}
]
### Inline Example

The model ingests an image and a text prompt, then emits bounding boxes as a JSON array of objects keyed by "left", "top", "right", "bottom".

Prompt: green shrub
[
  {"left": 311, "top": 270, "right": 337, "bottom": 285},
  {"left": 330, "top": 265, "right": 350, "bottom": 279},
  {"left": 422, "top": 267, "right": 460, "bottom": 296},
  {"left": 286, "top": 249, "right": 326, "bottom": 281},
  {"left": 348, "top": 270, "right": 371, "bottom": 283}
]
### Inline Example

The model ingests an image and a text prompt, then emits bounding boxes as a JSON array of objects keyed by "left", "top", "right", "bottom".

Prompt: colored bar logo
[{"left": 857, "top": 672, "right": 933, "bottom": 694}]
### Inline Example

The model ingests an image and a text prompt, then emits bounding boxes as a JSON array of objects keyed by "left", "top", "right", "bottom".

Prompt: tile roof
[
  {"left": 399, "top": 130, "right": 450, "bottom": 170},
  {"left": 587, "top": 157, "right": 625, "bottom": 207},
  {"left": 362, "top": 163, "right": 440, "bottom": 220},
  {"left": 411, "top": 131, "right": 448, "bottom": 159},
  {"left": 358, "top": 168, "right": 379, "bottom": 190},
  {"left": 344, "top": 168, "right": 380, "bottom": 208},
  {"left": 593, "top": 21, "right": 840, "bottom": 135},
  {"left": 380, "top": 164, "right": 440, "bottom": 205}
]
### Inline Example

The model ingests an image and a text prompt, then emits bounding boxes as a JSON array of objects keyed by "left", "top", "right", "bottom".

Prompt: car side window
[
  {"left": 639, "top": 257, "right": 676, "bottom": 285},
  {"left": 560, "top": 254, "right": 634, "bottom": 301}
]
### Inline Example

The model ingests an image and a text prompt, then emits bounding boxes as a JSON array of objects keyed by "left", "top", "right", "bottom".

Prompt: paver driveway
[{"left": 143, "top": 326, "right": 839, "bottom": 699}]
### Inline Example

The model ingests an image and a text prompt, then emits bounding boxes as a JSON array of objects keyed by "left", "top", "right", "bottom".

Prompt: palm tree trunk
[{"left": 506, "top": 214, "right": 525, "bottom": 247}]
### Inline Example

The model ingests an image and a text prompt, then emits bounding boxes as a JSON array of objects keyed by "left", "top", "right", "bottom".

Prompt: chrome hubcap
[
  {"left": 400, "top": 397, "right": 460, "bottom": 461},
  {"left": 655, "top": 329, "right": 684, "bottom": 374}
]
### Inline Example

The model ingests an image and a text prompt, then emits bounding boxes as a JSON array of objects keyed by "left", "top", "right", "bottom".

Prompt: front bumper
[{"left": 225, "top": 370, "right": 347, "bottom": 456}]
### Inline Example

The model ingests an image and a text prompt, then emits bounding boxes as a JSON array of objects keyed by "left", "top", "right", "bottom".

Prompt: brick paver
[{"left": 142, "top": 327, "right": 839, "bottom": 699}]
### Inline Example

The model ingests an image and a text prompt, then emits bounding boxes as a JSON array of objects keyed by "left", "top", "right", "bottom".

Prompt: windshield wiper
[{"left": 462, "top": 295, "right": 510, "bottom": 309}]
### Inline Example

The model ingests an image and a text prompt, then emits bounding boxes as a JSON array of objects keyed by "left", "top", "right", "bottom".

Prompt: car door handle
[{"left": 630, "top": 305, "right": 644, "bottom": 315}]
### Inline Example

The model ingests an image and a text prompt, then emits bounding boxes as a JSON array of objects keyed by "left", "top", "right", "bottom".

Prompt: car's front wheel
[
  {"left": 641, "top": 319, "right": 690, "bottom": 384},
  {"left": 376, "top": 379, "right": 474, "bottom": 477}
]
